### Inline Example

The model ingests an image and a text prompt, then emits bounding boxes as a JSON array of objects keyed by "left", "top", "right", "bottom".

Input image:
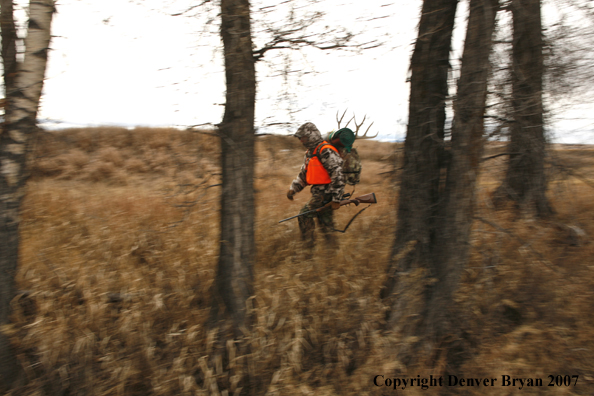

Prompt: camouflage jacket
[{"left": 290, "top": 122, "right": 345, "bottom": 202}]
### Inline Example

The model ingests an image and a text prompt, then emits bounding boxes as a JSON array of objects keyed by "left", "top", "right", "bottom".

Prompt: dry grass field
[{"left": 4, "top": 127, "right": 594, "bottom": 395}]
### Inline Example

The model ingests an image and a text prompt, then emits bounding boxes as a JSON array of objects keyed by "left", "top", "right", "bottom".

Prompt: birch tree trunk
[
  {"left": 494, "top": 0, "right": 553, "bottom": 217},
  {"left": 211, "top": 0, "right": 256, "bottom": 339},
  {"left": 0, "top": 0, "right": 55, "bottom": 389}
]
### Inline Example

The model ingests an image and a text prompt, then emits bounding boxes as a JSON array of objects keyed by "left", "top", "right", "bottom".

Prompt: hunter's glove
[{"left": 287, "top": 189, "right": 295, "bottom": 200}]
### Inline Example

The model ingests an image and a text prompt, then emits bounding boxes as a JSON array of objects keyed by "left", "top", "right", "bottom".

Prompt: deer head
[{"left": 336, "top": 109, "right": 378, "bottom": 140}]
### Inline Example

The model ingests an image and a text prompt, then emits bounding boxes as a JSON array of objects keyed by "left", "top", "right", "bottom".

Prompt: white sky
[{"left": 10, "top": 0, "right": 594, "bottom": 143}]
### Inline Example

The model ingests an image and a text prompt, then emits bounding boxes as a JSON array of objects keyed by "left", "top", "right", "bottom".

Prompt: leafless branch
[
  {"left": 170, "top": 0, "right": 211, "bottom": 17},
  {"left": 252, "top": 5, "right": 380, "bottom": 61},
  {"left": 481, "top": 152, "right": 514, "bottom": 162}
]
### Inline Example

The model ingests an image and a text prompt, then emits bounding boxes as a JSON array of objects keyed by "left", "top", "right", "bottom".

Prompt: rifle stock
[
  {"left": 328, "top": 193, "right": 378, "bottom": 209},
  {"left": 351, "top": 192, "right": 377, "bottom": 204}
]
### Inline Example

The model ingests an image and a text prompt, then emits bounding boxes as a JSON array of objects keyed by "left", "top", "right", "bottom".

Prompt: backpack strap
[{"left": 312, "top": 141, "right": 337, "bottom": 159}]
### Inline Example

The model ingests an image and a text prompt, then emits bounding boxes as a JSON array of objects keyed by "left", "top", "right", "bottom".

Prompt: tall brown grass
[{"left": 3, "top": 127, "right": 593, "bottom": 395}]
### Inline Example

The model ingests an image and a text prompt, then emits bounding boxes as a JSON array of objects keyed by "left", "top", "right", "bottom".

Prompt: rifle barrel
[
  {"left": 279, "top": 193, "right": 377, "bottom": 223},
  {"left": 278, "top": 207, "right": 320, "bottom": 223}
]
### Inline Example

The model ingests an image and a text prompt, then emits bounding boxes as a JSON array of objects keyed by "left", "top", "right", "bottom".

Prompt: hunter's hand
[
  {"left": 330, "top": 201, "right": 341, "bottom": 210},
  {"left": 287, "top": 189, "right": 295, "bottom": 200}
]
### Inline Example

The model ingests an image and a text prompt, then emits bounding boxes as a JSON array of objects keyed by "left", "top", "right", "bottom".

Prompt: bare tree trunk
[
  {"left": 211, "top": 0, "right": 256, "bottom": 339},
  {"left": 390, "top": 0, "right": 458, "bottom": 255},
  {"left": 1, "top": 0, "right": 18, "bottom": 114},
  {"left": 494, "top": 0, "right": 553, "bottom": 217},
  {"left": 429, "top": 0, "right": 499, "bottom": 368},
  {"left": 381, "top": 0, "right": 458, "bottom": 364},
  {"left": 383, "top": 0, "right": 499, "bottom": 368},
  {"left": 0, "top": 0, "right": 55, "bottom": 390}
]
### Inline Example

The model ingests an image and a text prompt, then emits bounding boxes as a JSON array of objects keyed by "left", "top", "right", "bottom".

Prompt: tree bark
[
  {"left": 494, "top": 0, "right": 553, "bottom": 217},
  {"left": 429, "top": 0, "right": 499, "bottom": 363},
  {"left": 1, "top": 0, "right": 18, "bottom": 115},
  {"left": 211, "top": 0, "right": 256, "bottom": 338},
  {"left": 390, "top": 0, "right": 458, "bottom": 257},
  {"left": 383, "top": 0, "right": 499, "bottom": 368},
  {"left": 0, "top": 0, "right": 55, "bottom": 390},
  {"left": 381, "top": 0, "right": 458, "bottom": 363}
]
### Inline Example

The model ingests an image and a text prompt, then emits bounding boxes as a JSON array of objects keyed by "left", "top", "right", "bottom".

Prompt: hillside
[{"left": 4, "top": 127, "right": 594, "bottom": 395}]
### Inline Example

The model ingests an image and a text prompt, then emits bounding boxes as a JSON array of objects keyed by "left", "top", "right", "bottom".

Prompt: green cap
[{"left": 329, "top": 128, "right": 355, "bottom": 152}]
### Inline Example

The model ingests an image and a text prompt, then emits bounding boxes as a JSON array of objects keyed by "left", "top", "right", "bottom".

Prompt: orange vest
[{"left": 305, "top": 142, "right": 338, "bottom": 185}]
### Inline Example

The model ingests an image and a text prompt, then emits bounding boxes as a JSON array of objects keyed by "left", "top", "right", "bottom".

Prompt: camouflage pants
[{"left": 298, "top": 192, "right": 335, "bottom": 248}]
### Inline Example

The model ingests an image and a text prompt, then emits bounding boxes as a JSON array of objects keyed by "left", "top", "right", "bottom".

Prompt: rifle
[{"left": 278, "top": 193, "right": 377, "bottom": 226}]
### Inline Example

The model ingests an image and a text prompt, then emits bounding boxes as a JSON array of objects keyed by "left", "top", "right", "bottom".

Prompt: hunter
[{"left": 287, "top": 122, "right": 346, "bottom": 248}]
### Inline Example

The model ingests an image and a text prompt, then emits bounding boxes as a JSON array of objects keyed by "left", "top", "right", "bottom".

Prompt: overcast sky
[{"left": 10, "top": 0, "right": 594, "bottom": 143}]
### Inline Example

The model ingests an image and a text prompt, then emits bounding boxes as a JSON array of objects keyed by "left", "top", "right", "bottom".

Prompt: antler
[
  {"left": 336, "top": 110, "right": 379, "bottom": 140},
  {"left": 336, "top": 109, "right": 354, "bottom": 130},
  {"left": 352, "top": 114, "right": 378, "bottom": 140}
]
